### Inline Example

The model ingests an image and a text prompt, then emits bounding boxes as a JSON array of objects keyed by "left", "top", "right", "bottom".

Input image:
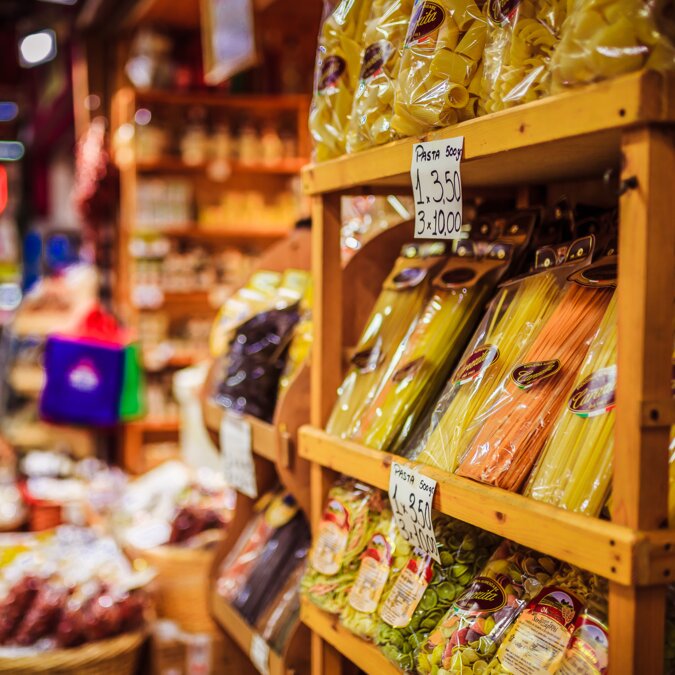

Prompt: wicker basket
[{"left": 0, "top": 631, "right": 145, "bottom": 675}]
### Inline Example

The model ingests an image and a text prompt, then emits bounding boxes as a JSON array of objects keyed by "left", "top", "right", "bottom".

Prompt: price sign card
[
  {"left": 250, "top": 633, "right": 270, "bottom": 675},
  {"left": 411, "top": 137, "right": 464, "bottom": 240},
  {"left": 388, "top": 462, "right": 440, "bottom": 563},
  {"left": 220, "top": 412, "right": 257, "bottom": 498}
]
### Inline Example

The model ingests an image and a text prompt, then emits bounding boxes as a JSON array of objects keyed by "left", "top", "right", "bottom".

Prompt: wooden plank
[
  {"left": 135, "top": 89, "right": 311, "bottom": 111},
  {"left": 302, "top": 71, "right": 675, "bottom": 195},
  {"left": 135, "top": 157, "right": 307, "bottom": 175},
  {"left": 609, "top": 126, "right": 675, "bottom": 673},
  {"left": 301, "top": 600, "right": 401, "bottom": 675},
  {"left": 299, "top": 426, "right": 646, "bottom": 585}
]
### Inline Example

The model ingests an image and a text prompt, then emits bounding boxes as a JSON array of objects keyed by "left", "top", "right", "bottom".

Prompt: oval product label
[
  {"left": 360, "top": 41, "right": 393, "bottom": 80},
  {"left": 392, "top": 266, "right": 427, "bottom": 289},
  {"left": 487, "top": 0, "right": 521, "bottom": 24},
  {"left": 440, "top": 267, "right": 476, "bottom": 286},
  {"left": 454, "top": 345, "right": 500, "bottom": 386},
  {"left": 455, "top": 576, "right": 506, "bottom": 612},
  {"left": 569, "top": 260, "right": 618, "bottom": 288},
  {"left": 560, "top": 613, "right": 609, "bottom": 674},
  {"left": 319, "top": 55, "right": 346, "bottom": 92},
  {"left": 567, "top": 365, "right": 616, "bottom": 417},
  {"left": 392, "top": 356, "right": 424, "bottom": 383},
  {"left": 510, "top": 359, "right": 561, "bottom": 389},
  {"left": 351, "top": 345, "right": 385, "bottom": 374},
  {"left": 406, "top": 1, "right": 445, "bottom": 45}
]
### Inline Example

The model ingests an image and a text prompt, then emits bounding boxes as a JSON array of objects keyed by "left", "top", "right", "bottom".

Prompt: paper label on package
[{"left": 220, "top": 413, "right": 257, "bottom": 498}]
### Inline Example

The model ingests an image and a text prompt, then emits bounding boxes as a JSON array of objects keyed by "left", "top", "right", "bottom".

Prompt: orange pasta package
[{"left": 456, "top": 256, "right": 615, "bottom": 492}]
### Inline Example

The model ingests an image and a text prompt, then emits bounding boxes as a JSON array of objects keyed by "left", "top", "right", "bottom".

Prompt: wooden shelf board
[
  {"left": 136, "top": 157, "right": 306, "bottom": 175},
  {"left": 211, "top": 593, "right": 285, "bottom": 675},
  {"left": 299, "top": 426, "right": 675, "bottom": 586},
  {"left": 133, "top": 226, "right": 289, "bottom": 242},
  {"left": 127, "top": 417, "right": 180, "bottom": 432},
  {"left": 302, "top": 71, "right": 675, "bottom": 195},
  {"left": 133, "top": 89, "right": 310, "bottom": 111},
  {"left": 300, "top": 600, "right": 401, "bottom": 675}
]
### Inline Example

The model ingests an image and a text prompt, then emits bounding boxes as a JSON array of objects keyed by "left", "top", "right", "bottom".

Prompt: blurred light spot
[
  {"left": 19, "top": 30, "right": 57, "bottom": 68},
  {"left": 84, "top": 94, "right": 100, "bottom": 111},
  {"left": 134, "top": 108, "right": 152, "bottom": 126},
  {"left": 0, "top": 103, "right": 18, "bottom": 122},
  {"left": 0, "top": 142, "right": 25, "bottom": 161}
]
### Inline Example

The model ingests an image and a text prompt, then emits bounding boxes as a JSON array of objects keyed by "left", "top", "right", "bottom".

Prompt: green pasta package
[
  {"left": 481, "top": 0, "right": 569, "bottom": 113},
  {"left": 301, "top": 479, "right": 386, "bottom": 614},
  {"left": 346, "top": 0, "right": 414, "bottom": 153},
  {"left": 326, "top": 241, "right": 448, "bottom": 440},
  {"left": 550, "top": 0, "right": 675, "bottom": 91},
  {"left": 310, "top": 0, "right": 372, "bottom": 162},
  {"left": 375, "top": 515, "right": 501, "bottom": 671},
  {"left": 392, "top": 0, "right": 489, "bottom": 137},
  {"left": 416, "top": 541, "right": 560, "bottom": 673},
  {"left": 355, "top": 240, "right": 513, "bottom": 454}
]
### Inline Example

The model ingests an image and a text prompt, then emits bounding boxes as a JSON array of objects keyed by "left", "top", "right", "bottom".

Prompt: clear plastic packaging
[
  {"left": 326, "top": 243, "right": 447, "bottom": 440},
  {"left": 309, "top": 0, "right": 373, "bottom": 161},
  {"left": 346, "top": 0, "right": 414, "bottom": 153},
  {"left": 481, "top": 0, "right": 569, "bottom": 113},
  {"left": 416, "top": 541, "right": 560, "bottom": 673},
  {"left": 456, "top": 273, "right": 615, "bottom": 492},
  {"left": 551, "top": 0, "right": 675, "bottom": 91},
  {"left": 392, "top": 0, "right": 489, "bottom": 137},
  {"left": 356, "top": 241, "right": 512, "bottom": 454}
]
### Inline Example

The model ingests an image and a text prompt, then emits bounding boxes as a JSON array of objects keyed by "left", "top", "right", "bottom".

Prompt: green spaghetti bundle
[
  {"left": 326, "top": 244, "right": 446, "bottom": 439},
  {"left": 414, "top": 270, "right": 562, "bottom": 473},
  {"left": 526, "top": 292, "right": 617, "bottom": 516}
]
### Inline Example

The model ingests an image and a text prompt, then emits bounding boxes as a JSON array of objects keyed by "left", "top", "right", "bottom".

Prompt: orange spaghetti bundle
[{"left": 456, "top": 282, "right": 614, "bottom": 491}]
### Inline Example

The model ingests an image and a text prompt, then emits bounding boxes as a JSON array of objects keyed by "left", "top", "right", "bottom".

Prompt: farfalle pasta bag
[
  {"left": 310, "top": 0, "right": 372, "bottom": 161},
  {"left": 392, "top": 0, "right": 489, "bottom": 137}
]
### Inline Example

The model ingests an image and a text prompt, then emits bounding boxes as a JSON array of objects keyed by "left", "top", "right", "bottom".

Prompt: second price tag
[
  {"left": 220, "top": 412, "right": 257, "bottom": 498},
  {"left": 250, "top": 633, "right": 270, "bottom": 675},
  {"left": 388, "top": 462, "right": 439, "bottom": 563}
]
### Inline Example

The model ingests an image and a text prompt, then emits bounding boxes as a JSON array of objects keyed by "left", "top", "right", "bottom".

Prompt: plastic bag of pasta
[
  {"left": 346, "top": 0, "right": 414, "bottom": 153},
  {"left": 310, "top": 0, "right": 373, "bottom": 161},
  {"left": 550, "top": 0, "right": 675, "bottom": 91},
  {"left": 392, "top": 0, "right": 489, "bottom": 137},
  {"left": 375, "top": 515, "right": 500, "bottom": 671},
  {"left": 301, "top": 480, "right": 387, "bottom": 615},
  {"left": 416, "top": 541, "right": 560, "bottom": 673},
  {"left": 481, "top": 0, "right": 569, "bottom": 113}
]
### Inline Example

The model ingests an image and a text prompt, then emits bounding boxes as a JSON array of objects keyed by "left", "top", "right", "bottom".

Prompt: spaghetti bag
[
  {"left": 346, "top": 0, "right": 414, "bottom": 153},
  {"left": 326, "top": 242, "right": 447, "bottom": 440},
  {"left": 481, "top": 0, "right": 569, "bottom": 113},
  {"left": 456, "top": 266, "right": 615, "bottom": 492},
  {"left": 357, "top": 241, "right": 513, "bottom": 454},
  {"left": 551, "top": 0, "right": 675, "bottom": 91},
  {"left": 310, "top": 0, "right": 373, "bottom": 161},
  {"left": 392, "top": 0, "right": 489, "bottom": 137},
  {"left": 301, "top": 480, "right": 386, "bottom": 615},
  {"left": 376, "top": 515, "right": 501, "bottom": 671},
  {"left": 416, "top": 541, "right": 560, "bottom": 673},
  {"left": 526, "top": 262, "right": 618, "bottom": 517}
]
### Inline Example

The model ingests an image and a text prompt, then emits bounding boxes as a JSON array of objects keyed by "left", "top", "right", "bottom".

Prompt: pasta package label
[
  {"left": 379, "top": 551, "right": 433, "bottom": 627},
  {"left": 455, "top": 575, "right": 507, "bottom": 611},
  {"left": 319, "top": 55, "right": 348, "bottom": 93},
  {"left": 360, "top": 41, "right": 394, "bottom": 80},
  {"left": 510, "top": 359, "right": 561, "bottom": 389},
  {"left": 453, "top": 344, "right": 500, "bottom": 385},
  {"left": 348, "top": 532, "right": 394, "bottom": 613},
  {"left": 558, "top": 613, "right": 609, "bottom": 675},
  {"left": 406, "top": 0, "right": 446, "bottom": 45},
  {"left": 311, "top": 498, "right": 351, "bottom": 575},
  {"left": 487, "top": 0, "right": 520, "bottom": 24},
  {"left": 494, "top": 586, "right": 583, "bottom": 674},
  {"left": 567, "top": 365, "right": 616, "bottom": 418}
]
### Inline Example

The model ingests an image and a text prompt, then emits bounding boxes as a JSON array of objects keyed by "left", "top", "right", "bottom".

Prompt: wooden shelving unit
[{"left": 301, "top": 70, "right": 675, "bottom": 674}]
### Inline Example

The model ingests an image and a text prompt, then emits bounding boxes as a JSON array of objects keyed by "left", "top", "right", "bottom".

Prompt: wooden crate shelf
[{"left": 136, "top": 157, "right": 306, "bottom": 175}]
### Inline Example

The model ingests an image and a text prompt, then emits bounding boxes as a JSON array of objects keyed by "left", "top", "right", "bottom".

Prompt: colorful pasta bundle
[
  {"left": 550, "top": 0, "right": 675, "bottom": 90},
  {"left": 326, "top": 243, "right": 447, "bottom": 440},
  {"left": 346, "top": 0, "right": 414, "bottom": 153},
  {"left": 456, "top": 280, "right": 614, "bottom": 491},
  {"left": 481, "top": 0, "right": 569, "bottom": 113},
  {"left": 413, "top": 269, "right": 562, "bottom": 473},
  {"left": 356, "top": 242, "right": 512, "bottom": 454},
  {"left": 392, "top": 0, "right": 489, "bottom": 137},
  {"left": 309, "top": 0, "right": 373, "bottom": 161},
  {"left": 526, "top": 292, "right": 617, "bottom": 516}
]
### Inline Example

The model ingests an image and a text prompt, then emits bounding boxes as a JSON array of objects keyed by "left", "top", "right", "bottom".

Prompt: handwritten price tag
[
  {"left": 411, "top": 137, "right": 464, "bottom": 240},
  {"left": 220, "top": 412, "right": 257, "bottom": 498},
  {"left": 388, "top": 462, "right": 439, "bottom": 563},
  {"left": 250, "top": 633, "right": 270, "bottom": 675}
]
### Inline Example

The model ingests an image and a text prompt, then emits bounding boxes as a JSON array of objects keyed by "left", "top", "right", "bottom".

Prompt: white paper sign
[
  {"left": 411, "top": 137, "right": 464, "bottom": 240},
  {"left": 220, "top": 413, "right": 257, "bottom": 498},
  {"left": 250, "top": 633, "right": 270, "bottom": 675},
  {"left": 388, "top": 462, "right": 439, "bottom": 563}
]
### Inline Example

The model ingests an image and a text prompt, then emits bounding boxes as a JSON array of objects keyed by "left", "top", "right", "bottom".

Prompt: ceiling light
[{"left": 19, "top": 30, "right": 57, "bottom": 68}]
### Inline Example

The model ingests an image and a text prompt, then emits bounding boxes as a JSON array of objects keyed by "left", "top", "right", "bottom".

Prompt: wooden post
[{"left": 610, "top": 126, "right": 675, "bottom": 674}]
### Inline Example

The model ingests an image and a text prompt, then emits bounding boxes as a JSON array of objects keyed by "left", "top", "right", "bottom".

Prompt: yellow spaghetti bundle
[
  {"left": 416, "top": 270, "right": 562, "bottom": 473},
  {"left": 526, "top": 293, "right": 617, "bottom": 516},
  {"left": 326, "top": 246, "right": 445, "bottom": 439},
  {"left": 457, "top": 282, "right": 614, "bottom": 491}
]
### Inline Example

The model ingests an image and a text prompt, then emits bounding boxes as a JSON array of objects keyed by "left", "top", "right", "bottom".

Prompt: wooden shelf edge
[
  {"left": 126, "top": 417, "right": 180, "bottom": 432},
  {"left": 135, "top": 158, "right": 307, "bottom": 175},
  {"left": 300, "top": 599, "right": 401, "bottom": 675},
  {"left": 133, "top": 226, "right": 290, "bottom": 241},
  {"left": 301, "top": 70, "right": 675, "bottom": 194},
  {"left": 299, "top": 425, "right": 675, "bottom": 586},
  {"left": 210, "top": 592, "right": 285, "bottom": 675}
]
